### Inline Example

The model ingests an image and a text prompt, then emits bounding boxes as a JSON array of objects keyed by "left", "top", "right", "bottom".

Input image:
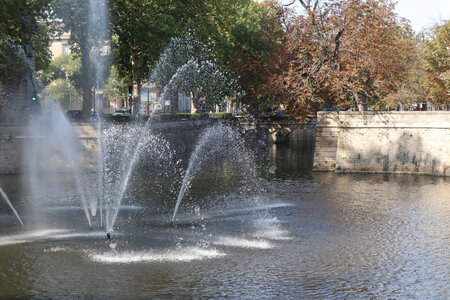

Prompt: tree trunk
[
  {"left": 170, "top": 91, "right": 178, "bottom": 114},
  {"left": 131, "top": 50, "right": 141, "bottom": 116},
  {"left": 190, "top": 92, "right": 199, "bottom": 113},
  {"left": 81, "top": 42, "right": 92, "bottom": 119},
  {"left": 355, "top": 91, "right": 368, "bottom": 111}
]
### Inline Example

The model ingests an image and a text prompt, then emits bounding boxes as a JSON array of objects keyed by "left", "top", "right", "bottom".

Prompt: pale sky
[
  {"left": 394, "top": 0, "right": 449, "bottom": 32},
  {"left": 275, "top": 0, "right": 449, "bottom": 33}
]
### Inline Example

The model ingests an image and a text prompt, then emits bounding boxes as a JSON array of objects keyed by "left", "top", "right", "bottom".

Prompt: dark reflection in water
[{"left": 0, "top": 143, "right": 448, "bottom": 299}]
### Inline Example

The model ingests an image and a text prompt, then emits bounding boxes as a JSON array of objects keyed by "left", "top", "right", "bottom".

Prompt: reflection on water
[{"left": 0, "top": 144, "right": 448, "bottom": 299}]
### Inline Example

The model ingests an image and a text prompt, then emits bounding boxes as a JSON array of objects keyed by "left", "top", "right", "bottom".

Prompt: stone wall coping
[
  {"left": 317, "top": 125, "right": 450, "bottom": 129},
  {"left": 317, "top": 111, "right": 450, "bottom": 115}
]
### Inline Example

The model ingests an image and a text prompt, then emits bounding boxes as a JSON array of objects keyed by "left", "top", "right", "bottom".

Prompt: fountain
[
  {"left": 0, "top": 0, "right": 267, "bottom": 239},
  {"left": 0, "top": 12, "right": 448, "bottom": 300},
  {"left": 101, "top": 119, "right": 175, "bottom": 233},
  {"left": 89, "top": 0, "right": 109, "bottom": 223},
  {"left": 24, "top": 103, "right": 93, "bottom": 227},
  {"left": 0, "top": 187, "right": 24, "bottom": 226},
  {"left": 171, "top": 123, "right": 258, "bottom": 224}
]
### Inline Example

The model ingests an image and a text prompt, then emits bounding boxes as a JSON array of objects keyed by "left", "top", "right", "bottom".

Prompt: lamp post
[
  {"left": 67, "top": 76, "right": 72, "bottom": 109},
  {"left": 61, "top": 66, "right": 71, "bottom": 109},
  {"left": 147, "top": 85, "right": 150, "bottom": 114}
]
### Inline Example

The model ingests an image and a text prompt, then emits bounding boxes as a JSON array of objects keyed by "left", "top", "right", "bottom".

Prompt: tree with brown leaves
[
  {"left": 274, "top": 0, "right": 414, "bottom": 120},
  {"left": 422, "top": 20, "right": 450, "bottom": 110}
]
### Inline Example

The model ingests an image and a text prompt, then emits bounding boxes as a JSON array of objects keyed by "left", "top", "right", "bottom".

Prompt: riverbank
[
  {"left": 1, "top": 112, "right": 449, "bottom": 176},
  {"left": 313, "top": 111, "right": 450, "bottom": 176}
]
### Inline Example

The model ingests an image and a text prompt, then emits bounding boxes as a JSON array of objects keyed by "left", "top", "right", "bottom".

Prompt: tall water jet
[
  {"left": 89, "top": 0, "right": 109, "bottom": 222},
  {"left": 0, "top": 187, "right": 24, "bottom": 226},
  {"left": 102, "top": 111, "right": 181, "bottom": 233},
  {"left": 103, "top": 116, "right": 157, "bottom": 233}
]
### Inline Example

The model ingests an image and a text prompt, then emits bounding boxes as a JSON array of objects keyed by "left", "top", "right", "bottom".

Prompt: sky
[
  {"left": 394, "top": 0, "right": 449, "bottom": 32},
  {"left": 275, "top": 0, "right": 449, "bottom": 33}
]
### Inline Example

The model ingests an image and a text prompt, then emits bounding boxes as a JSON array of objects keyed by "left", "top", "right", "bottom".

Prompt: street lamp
[
  {"left": 61, "top": 66, "right": 71, "bottom": 109},
  {"left": 147, "top": 85, "right": 150, "bottom": 115}
]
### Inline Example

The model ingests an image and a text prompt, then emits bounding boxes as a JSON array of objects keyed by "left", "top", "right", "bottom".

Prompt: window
[{"left": 62, "top": 45, "right": 70, "bottom": 55}]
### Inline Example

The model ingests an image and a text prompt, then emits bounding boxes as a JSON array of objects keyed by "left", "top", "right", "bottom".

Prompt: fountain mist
[
  {"left": 14, "top": 41, "right": 94, "bottom": 228},
  {"left": 24, "top": 103, "right": 92, "bottom": 227}
]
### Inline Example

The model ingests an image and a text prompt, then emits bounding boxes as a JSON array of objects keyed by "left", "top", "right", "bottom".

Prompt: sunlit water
[{"left": 0, "top": 145, "right": 448, "bottom": 299}]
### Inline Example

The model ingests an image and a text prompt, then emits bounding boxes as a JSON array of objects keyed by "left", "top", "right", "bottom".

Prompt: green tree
[
  {"left": 152, "top": 32, "right": 238, "bottom": 112},
  {"left": 0, "top": 0, "right": 53, "bottom": 79},
  {"left": 39, "top": 54, "right": 82, "bottom": 108},
  {"left": 110, "top": 0, "right": 252, "bottom": 115},
  {"left": 380, "top": 33, "right": 426, "bottom": 110},
  {"left": 52, "top": 0, "right": 110, "bottom": 117},
  {"left": 102, "top": 65, "right": 127, "bottom": 108},
  {"left": 218, "top": 1, "right": 285, "bottom": 106},
  {"left": 110, "top": 0, "right": 197, "bottom": 114},
  {"left": 52, "top": 0, "right": 92, "bottom": 117},
  {"left": 40, "top": 54, "right": 81, "bottom": 87},
  {"left": 46, "top": 78, "right": 79, "bottom": 108}
]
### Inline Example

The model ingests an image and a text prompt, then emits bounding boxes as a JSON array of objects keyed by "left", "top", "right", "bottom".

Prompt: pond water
[{"left": 0, "top": 144, "right": 448, "bottom": 299}]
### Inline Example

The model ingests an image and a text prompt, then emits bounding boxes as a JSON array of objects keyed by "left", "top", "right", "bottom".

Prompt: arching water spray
[
  {"left": 171, "top": 123, "right": 253, "bottom": 223},
  {"left": 47, "top": 106, "right": 93, "bottom": 227},
  {"left": 16, "top": 42, "right": 93, "bottom": 228},
  {"left": 104, "top": 116, "right": 153, "bottom": 233},
  {"left": 25, "top": 104, "right": 92, "bottom": 228},
  {"left": 0, "top": 187, "right": 24, "bottom": 226},
  {"left": 171, "top": 133, "right": 208, "bottom": 223}
]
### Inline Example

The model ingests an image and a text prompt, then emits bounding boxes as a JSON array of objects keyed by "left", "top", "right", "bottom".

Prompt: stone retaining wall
[
  {"left": 0, "top": 119, "right": 220, "bottom": 175},
  {"left": 314, "top": 111, "right": 450, "bottom": 176},
  {"left": 0, "top": 123, "right": 99, "bottom": 174},
  {"left": 238, "top": 117, "right": 315, "bottom": 147}
]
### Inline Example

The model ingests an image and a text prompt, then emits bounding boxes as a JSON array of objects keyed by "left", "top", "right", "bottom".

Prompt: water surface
[{"left": 0, "top": 144, "right": 448, "bottom": 299}]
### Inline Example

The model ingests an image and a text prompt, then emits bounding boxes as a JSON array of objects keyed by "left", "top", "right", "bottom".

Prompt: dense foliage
[
  {"left": 2, "top": 0, "right": 448, "bottom": 118},
  {"left": 422, "top": 21, "right": 450, "bottom": 106},
  {"left": 151, "top": 32, "right": 239, "bottom": 112},
  {"left": 0, "top": 0, "right": 52, "bottom": 78}
]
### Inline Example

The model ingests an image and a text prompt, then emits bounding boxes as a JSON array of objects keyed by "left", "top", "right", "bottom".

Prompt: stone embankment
[
  {"left": 1, "top": 112, "right": 448, "bottom": 176},
  {"left": 0, "top": 119, "right": 223, "bottom": 175},
  {"left": 313, "top": 111, "right": 450, "bottom": 176},
  {"left": 0, "top": 123, "right": 99, "bottom": 174}
]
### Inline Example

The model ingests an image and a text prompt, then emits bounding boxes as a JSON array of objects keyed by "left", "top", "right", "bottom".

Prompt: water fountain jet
[
  {"left": 0, "top": 187, "right": 24, "bottom": 226},
  {"left": 171, "top": 123, "right": 256, "bottom": 224}
]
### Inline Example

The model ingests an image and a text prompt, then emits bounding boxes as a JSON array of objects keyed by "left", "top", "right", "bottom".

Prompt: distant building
[
  {"left": 48, "top": 27, "right": 110, "bottom": 112},
  {"left": 49, "top": 31, "right": 71, "bottom": 59},
  {"left": 140, "top": 82, "right": 192, "bottom": 114}
]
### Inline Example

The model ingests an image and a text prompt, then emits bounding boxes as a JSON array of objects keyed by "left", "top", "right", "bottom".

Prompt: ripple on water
[{"left": 86, "top": 247, "right": 226, "bottom": 264}]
